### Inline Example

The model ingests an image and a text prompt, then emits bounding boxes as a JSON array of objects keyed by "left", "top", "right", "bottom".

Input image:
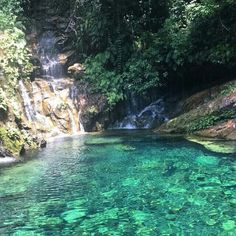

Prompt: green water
[{"left": 0, "top": 131, "right": 235, "bottom": 236}]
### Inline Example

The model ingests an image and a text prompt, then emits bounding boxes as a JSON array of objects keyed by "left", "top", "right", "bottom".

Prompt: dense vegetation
[
  {"left": 64, "top": 0, "right": 236, "bottom": 106},
  {"left": 1, "top": 0, "right": 236, "bottom": 107},
  {"left": 0, "top": 0, "right": 32, "bottom": 84}
]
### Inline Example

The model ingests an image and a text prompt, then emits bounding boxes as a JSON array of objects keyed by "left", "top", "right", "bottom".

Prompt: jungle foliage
[
  {"left": 0, "top": 0, "right": 32, "bottom": 84},
  {"left": 68, "top": 0, "right": 236, "bottom": 106},
  {"left": 1, "top": 0, "right": 236, "bottom": 106}
]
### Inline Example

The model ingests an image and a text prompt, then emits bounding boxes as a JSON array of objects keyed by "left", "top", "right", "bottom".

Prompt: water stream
[
  {"left": 18, "top": 29, "right": 82, "bottom": 135},
  {"left": 68, "top": 109, "right": 78, "bottom": 135},
  {"left": 113, "top": 99, "right": 168, "bottom": 129},
  {"left": 19, "top": 81, "right": 35, "bottom": 122},
  {"left": 38, "top": 31, "right": 63, "bottom": 79}
]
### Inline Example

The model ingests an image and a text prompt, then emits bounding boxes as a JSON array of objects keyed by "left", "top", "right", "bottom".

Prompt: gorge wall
[{"left": 0, "top": 0, "right": 110, "bottom": 160}]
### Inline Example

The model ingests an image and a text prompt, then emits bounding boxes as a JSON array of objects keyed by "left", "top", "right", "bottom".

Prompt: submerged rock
[
  {"left": 196, "top": 155, "right": 219, "bottom": 166},
  {"left": 61, "top": 209, "right": 86, "bottom": 223},
  {"left": 222, "top": 220, "right": 235, "bottom": 231},
  {"left": 187, "top": 136, "right": 236, "bottom": 154},
  {"left": 0, "top": 146, "right": 13, "bottom": 158}
]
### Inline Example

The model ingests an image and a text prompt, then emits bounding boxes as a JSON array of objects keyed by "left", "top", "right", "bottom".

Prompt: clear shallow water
[{"left": 0, "top": 131, "right": 235, "bottom": 236}]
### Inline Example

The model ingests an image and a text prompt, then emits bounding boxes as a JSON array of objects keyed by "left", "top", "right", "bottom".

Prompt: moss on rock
[
  {"left": 157, "top": 80, "right": 236, "bottom": 140},
  {"left": 0, "top": 126, "right": 38, "bottom": 157},
  {"left": 0, "top": 127, "right": 23, "bottom": 156},
  {"left": 186, "top": 136, "right": 236, "bottom": 154}
]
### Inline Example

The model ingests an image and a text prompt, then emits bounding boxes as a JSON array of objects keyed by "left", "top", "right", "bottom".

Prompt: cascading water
[
  {"left": 19, "top": 18, "right": 84, "bottom": 135},
  {"left": 68, "top": 109, "right": 78, "bottom": 134},
  {"left": 19, "top": 81, "right": 35, "bottom": 122},
  {"left": 78, "top": 110, "right": 85, "bottom": 133},
  {"left": 112, "top": 99, "right": 168, "bottom": 129},
  {"left": 38, "top": 31, "right": 63, "bottom": 80}
]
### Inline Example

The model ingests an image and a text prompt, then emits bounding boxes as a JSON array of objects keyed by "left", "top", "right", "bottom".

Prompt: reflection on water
[{"left": 0, "top": 131, "right": 235, "bottom": 235}]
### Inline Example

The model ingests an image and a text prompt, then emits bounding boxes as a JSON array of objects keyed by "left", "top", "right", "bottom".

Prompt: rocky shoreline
[
  {"left": 0, "top": 146, "right": 17, "bottom": 165},
  {"left": 157, "top": 80, "right": 236, "bottom": 141}
]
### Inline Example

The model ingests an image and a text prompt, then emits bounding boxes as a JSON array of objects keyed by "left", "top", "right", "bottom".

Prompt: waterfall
[
  {"left": 16, "top": 2, "right": 86, "bottom": 137},
  {"left": 68, "top": 109, "right": 78, "bottom": 134},
  {"left": 19, "top": 80, "right": 49, "bottom": 125},
  {"left": 112, "top": 99, "right": 168, "bottom": 130},
  {"left": 19, "top": 81, "right": 35, "bottom": 121},
  {"left": 18, "top": 30, "right": 84, "bottom": 136},
  {"left": 78, "top": 110, "right": 85, "bottom": 133},
  {"left": 38, "top": 31, "right": 63, "bottom": 79},
  {"left": 32, "top": 29, "right": 83, "bottom": 135}
]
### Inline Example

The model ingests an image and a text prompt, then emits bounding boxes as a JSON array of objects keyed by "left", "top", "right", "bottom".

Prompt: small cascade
[
  {"left": 68, "top": 109, "right": 78, "bottom": 134},
  {"left": 19, "top": 81, "right": 36, "bottom": 121},
  {"left": 78, "top": 110, "right": 85, "bottom": 133},
  {"left": 18, "top": 30, "right": 84, "bottom": 136},
  {"left": 18, "top": 2, "right": 86, "bottom": 136},
  {"left": 112, "top": 99, "right": 168, "bottom": 129},
  {"left": 38, "top": 31, "right": 63, "bottom": 79}
]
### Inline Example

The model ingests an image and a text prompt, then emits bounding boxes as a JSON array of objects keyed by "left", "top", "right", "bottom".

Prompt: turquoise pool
[{"left": 0, "top": 131, "right": 235, "bottom": 235}]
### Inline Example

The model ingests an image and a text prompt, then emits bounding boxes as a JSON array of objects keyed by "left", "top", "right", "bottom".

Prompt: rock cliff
[{"left": 157, "top": 80, "right": 236, "bottom": 140}]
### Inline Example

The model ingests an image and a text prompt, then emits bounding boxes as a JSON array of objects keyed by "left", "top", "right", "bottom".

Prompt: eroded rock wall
[{"left": 157, "top": 80, "right": 236, "bottom": 140}]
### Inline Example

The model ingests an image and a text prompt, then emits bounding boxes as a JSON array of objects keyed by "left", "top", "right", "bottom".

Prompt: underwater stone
[
  {"left": 206, "top": 218, "right": 217, "bottom": 226},
  {"left": 168, "top": 187, "right": 187, "bottom": 194},
  {"left": 132, "top": 210, "right": 153, "bottom": 223},
  {"left": 66, "top": 199, "right": 87, "bottom": 209},
  {"left": 13, "top": 230, "right": 41, "bottom": 236},
  {"left": 222, "top": 220, "right": 235, "bottom": 231},
  {"left": 222, "top": 181, "right": 236, "bottom": 187},
  {"left": 165, "top": 214, "right": 176, "bottom": 221},
  {"left": 115, "top": 144, "right": 136, "bottom": 151},
  {"left": 223, "top": 190, "right": 233, "bottom": 196},
  {"left": 229, "top": 199, "right": 236, "bottom": 206},
  {"left": 122, "top": 178, "right": 140, "bottom": 187},
  {"left": 61, "top": 209, "right": 86, "bottom": 223},
  {"left": 206, "top": 177, "right": 221, "bottom": 185},
  {"left": 85, "top": 137, "right": 122, "bottom": 145},
  {"left": 98, "top": 226, "right": 109, "bottom": 234},
  {"left": 196, "top": 155, "right": 220, "bottom": 166}
]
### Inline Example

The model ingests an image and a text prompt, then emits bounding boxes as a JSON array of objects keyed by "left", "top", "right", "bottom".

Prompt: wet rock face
[
  {"left": 18, "top": 77, "right": 109, "bottom": 136},
  {"left": 196, "top": 119, "right": 236, "bottom": 140},
  {"left": 77, "top": 91, "right": 109, "bottom": 132},
  {"left": 24, "top": 2, "right": 110, "bottom": 135},
  {"left": 18, "top": 78, "right": 82, "bottom": 137},
  {"left": 157, "top": 80, "right": 236, "bottom": 140},
  {"left": 0, "top": 146, "right": 13, "bottom": 158},
  {"left": 123, "top": 99, "right": 167, "bottom": 129}
]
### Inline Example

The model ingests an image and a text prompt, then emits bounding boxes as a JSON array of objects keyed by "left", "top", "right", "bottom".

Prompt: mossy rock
[
  {"left": 222, "top": 220, "right": 235, "bottom": 231},
  {"left": 195, "top": 155, "right": 220, "bottom": 166},
  {"left": 0, "top": 127, "right": 23, "bottom": 156},
  {"left": 186, "top": 136, "right": 236, "bottom": 154},
  {"left": 61, "top": 209, "right": 87, "bottom": 223}
]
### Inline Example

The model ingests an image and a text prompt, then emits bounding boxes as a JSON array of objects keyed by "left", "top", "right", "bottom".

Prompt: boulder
[
  {"left": 78, "top": 93, "right": 109, "bottom": 132},
  {"left": 0, "top": 146, "right": 13, "bottom": 158},
  {"left": 157, "top": 80, "right": 236, "bottom": 140},
  {"left": 40, "top": 139, "right": 47, "bottom": 148},
  {"left": 196, "top": 119, "right": 236, "bottom": 140},
  {"left": 58, "top": 50, "right": 75, "bottom": 65},
  {"left": 68, "top": 63, "right": 85, "bottom": 77}
]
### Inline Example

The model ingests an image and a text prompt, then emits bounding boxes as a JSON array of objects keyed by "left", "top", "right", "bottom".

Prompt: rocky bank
[
  {"left": 0, "top": 1, "right": 110, "bottom": 162},
  {"left": 157, "top": 80, "right": 236, "bottom": 142}
]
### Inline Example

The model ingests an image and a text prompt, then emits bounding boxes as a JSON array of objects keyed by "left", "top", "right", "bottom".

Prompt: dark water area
[{"left": 0, "top": 131, "right": 235, "bottom": 235}]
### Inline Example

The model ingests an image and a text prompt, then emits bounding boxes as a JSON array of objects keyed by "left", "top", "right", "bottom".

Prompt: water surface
[{"left": 0, "top": 131, "right": 235, "bottom": 235}]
